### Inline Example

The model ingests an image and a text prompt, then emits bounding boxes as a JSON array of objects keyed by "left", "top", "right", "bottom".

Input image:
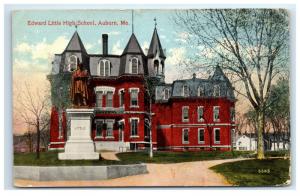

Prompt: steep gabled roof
[
  {"left": 210, "top": 65, "right": 228, "bottom": 81},
  {"left": 122, "top": 33, "right": 144, "bottom": 55},
  {"left": 147, "top": 27, "right": 166, "bottom": 58},
  {"left": 64, "top": 31, "right": 87, "bottom": 53}
]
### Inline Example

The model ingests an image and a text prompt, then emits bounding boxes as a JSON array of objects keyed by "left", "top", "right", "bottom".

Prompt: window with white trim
[
  {"left": 197, "top": 106, "right": 204, "bottom": 122},
  {"left": 106, "top": 121, "right": 114, "bottom": 137},
  {"left": 98, "top": 59, "right": 111, "bottom": 76},
  {"left": 182, "top": 106, "right": 189, "bottom": 122},
  {"left": 164, "top": 89, "right": 170, "bottom": 100},
  {"left": 214, "top": 128, "right": 220, "bottom": 143},
  {"left": 230, "top": 107, "right": 235, "bottom": 122},
  {"left": 67, "top": 55, "right": 77, "bottom": 72},
  {"left": 213, "top": 106, "right": 220, "bottom": 121},
  {"left": 130, "top": 118, "right": 139, "bottom": 136},
  {"left": 95, "top": 120, "right": 104, "bottom": 137},
  {"left": 106, "top": 92, "right": 113, "bottom": 107},
  {"left": 119, "top": 89, "right": 125, "bottom": 107},
  {"left": 183, "top": 85, "right": 189, "bottom": 97},
  {"left": 198, "top": 128, "right": 205, "bottom": 143},
  {"left": 130, "top": 89, "right": 139, "bottom": 107},
  {"left": 130, "top": 57, "right": 139, "bottom": 74},
  {"left": 96, "top": 91, "right": 103, "bottom": 107},
  {"left": 213, "top": 84, "right": 220, "bottom": 97},
  {"left": 182, "top": 128, "right": 189, "bottom": 144}
]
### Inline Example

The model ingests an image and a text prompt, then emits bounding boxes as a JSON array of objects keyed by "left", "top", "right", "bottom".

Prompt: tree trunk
[
  {"left": 36, "top": 119, "right": 40, "bottom": 159},
  {"left": 256, "top": 110, "right": 265, "bottom": 159}
]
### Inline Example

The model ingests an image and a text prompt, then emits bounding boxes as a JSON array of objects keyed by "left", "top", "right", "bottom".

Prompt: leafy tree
[{"left": 173, "top": 9, "right": 289, "bottom": 159}]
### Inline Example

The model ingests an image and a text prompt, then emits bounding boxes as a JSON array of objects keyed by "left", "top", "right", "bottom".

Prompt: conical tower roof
[
  {"left": 147, "top": 27, "right": 166, "bottom": 58},
  {"left": 122, "top": 33, "right": 144, "bottom": 55},
  {"left": 64, "top": 31, "right": 87, "bottom": 53}
]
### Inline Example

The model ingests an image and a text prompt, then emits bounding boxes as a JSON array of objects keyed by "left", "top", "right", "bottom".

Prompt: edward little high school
[{"left": 47, "top": 23, "right": 236, "bottom": 152}]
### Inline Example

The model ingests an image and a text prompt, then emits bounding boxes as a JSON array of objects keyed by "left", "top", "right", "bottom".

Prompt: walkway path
[
  {"left": 15, "top": 158, "right": 246, "bottom": 187},
  {"left": 99, "top": 151, "right": 120, "bottom": 161}
]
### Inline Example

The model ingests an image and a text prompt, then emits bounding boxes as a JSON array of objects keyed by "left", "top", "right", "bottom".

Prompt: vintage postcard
[{"left": 12, "top": 9, "right": 291, "bottom": 187}]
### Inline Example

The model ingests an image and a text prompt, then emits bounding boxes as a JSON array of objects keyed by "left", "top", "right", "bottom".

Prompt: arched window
[
  {"left": 161, "top": 60, "right": 165, "bottom": 74},
  {"left": 68, "top": 55, "right": 77, "bottom": 72},
  {"left": 198, "top": 85, "right": 205, "bottom": 96},
  {"left": 98, "top": 59, "right": 111, "bottom": 76},
  {"left": 154, "top": 59, "right": 159, "bottom": 75},
  {"left": 130, "top": 57, "right": 139, "bottom": 74},
  {"left": 164, "top": 88, "right": 170, "bottom": 100}
]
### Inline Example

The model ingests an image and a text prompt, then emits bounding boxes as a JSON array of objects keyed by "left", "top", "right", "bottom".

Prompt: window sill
[
  {"left": 214, "top": 141, "right": 221, "bottom": 144},
  {"left": 130, "top": 136, "right": 139, "bottom": 138},
  {"left": 95, "top": 136, "right": 104, "bottom": 139},
  {"left": 182, "top": 142, "right": 189, "bottom": 144},
  {"left": 105, "top": 136, "right": 115, "bottom": 139},
  {"left": 198, "top": 119, "right": 204, "bottom": 122},
  {"left": 214, "top": 119, "right": 220, "bottom": 122},
  {"left": 182, "top": 120, "right": 189, "bottom": 123},
  {"left": 130, "top": 106, "right": 139, "bottom": 108},
  {"left": 198, "top": 141, "right": 205, "bottom": 144}
]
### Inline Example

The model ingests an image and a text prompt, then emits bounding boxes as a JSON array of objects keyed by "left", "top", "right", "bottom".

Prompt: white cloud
[
  {"left": 107, "top": 31, "right": 121, "bottom": 36},
  {"left": 175, "top": 32, "right": 190, "bottom": 43},
  {"left": 13, "top": 58, "right": 51, "bottom": 73},
  {"left": 111, "top": 40, "right": 123, "bottom": 55},
  {"left": 142, "top": 41, "right": 149, "bottom": 54},
  {"left": 164, "top": 47, "right": 187, "bottom": 83},
  {"left": 14, "top": 36, "right": 69, "bottom": 61}
]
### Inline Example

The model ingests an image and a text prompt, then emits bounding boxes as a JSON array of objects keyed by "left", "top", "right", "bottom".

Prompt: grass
[
  {"left": 210, "top": 158, "right": 290, "bottom": 186},
  {"left": 14, "top": 150, "right": 254, "bottom": 166}
]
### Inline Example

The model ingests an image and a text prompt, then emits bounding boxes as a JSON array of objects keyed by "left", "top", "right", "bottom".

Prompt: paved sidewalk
[
  {"left": 14, "top": 158, "right": 247, "bottom": 187},
  {"left": 100, "top": 151, "right": 120, "bottom": 161}
]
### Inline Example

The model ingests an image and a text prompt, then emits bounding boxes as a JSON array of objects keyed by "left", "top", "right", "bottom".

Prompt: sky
[{"left": 12, "top": 9, "right": 250, "bottom": 134}]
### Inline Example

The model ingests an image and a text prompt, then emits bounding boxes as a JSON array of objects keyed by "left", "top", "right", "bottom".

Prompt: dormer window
[
  {"left": 198, "top": 85, "right": 205, "bottom": 96},
  {"left": 164, "top": 89, "right": 170, "bottom": 100},
  {"left": 98, "top": 59, "right": 111, "bottom": 76},
  {"left": 130, "top": 57, "right": 139, "bottom": 74},
  {"left": 154, "top": 59, "right": 159, "bottom": 75},
  {"left": 67, "top": 55, "right": 77, "bottom": 72},
  {"left": 213, "top": 85, "right": 220, "bottom": 97},
  {"left": 183, "top": 85, "right": 189, "bottom": 97}
]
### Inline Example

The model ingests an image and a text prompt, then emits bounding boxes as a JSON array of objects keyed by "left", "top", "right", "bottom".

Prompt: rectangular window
[
  {"left": 130, "top": 119, "right": 138, "bottom": 136},
  {"left": 182, "top": 128, "right": 189, "bottom": 144},
  {"left": 131, "top": 58, "right": 138, "bottom": 74},
  {"left": 182, "top": 106, "right": 189, "bottom": 122},
  {"left": 213, "top": 85, "right": 220, "bottom": 97},
  {"left": 106, "top": 92, "right": 113, "bottom": 107},
  {"left": 183, "top": 85, "right": 189, "bottom": 97},
  {"left": 96, "top": 91, "right": 103, "bottom": 107},
  {"left": 106, "top": 121, "right": 113, "bottom": 137},
  {"left": 96, "top": 121, "right": 104, "bottom": 137},
  {"left": 119, "top": 90, "right": 125, "bottom": 107},
  {"left": 213, "top": 106, "right": 220, "bottom": 121},
  {"left": 214, "top": 128, "right": 220, "bottom": 143},
  {"left": 130, "top": 89, "right": 138, "bottom": 107},
  {"left": 198, "top": 128, "right": 205, "bottom": 143},
  {"left": 230, "top": 107, "right": 235, "bottom": 122},
  {"left": 198, "top": 85, "right": 205, "bottom": 96},
  {"left": 198, "top": 106, "right": 204, "bottom": 122},
  {"left": 105, "top": 61, "right": 110, "bottom": 76},
  {"left": 164, "top": 89, "right": 170, "bottom": 100}
]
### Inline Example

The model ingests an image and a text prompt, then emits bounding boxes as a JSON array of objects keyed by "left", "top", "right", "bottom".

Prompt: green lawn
[
  {"left": 210, "top": 158, "right": 290, "bottom": 186},
  {"left": 14, "top": 150, "right": 254, "bottom": 166}
]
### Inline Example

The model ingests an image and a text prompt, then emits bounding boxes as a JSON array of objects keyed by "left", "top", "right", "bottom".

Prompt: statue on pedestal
[{"left": 70, "top": 61, "right": 89, "bottom": 107}]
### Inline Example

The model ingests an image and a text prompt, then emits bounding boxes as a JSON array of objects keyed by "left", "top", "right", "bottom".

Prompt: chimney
[{"left": 102, "top": 34, "right": 108, "bottom": 55}]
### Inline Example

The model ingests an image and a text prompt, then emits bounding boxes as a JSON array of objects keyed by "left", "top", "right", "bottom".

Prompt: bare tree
[
  {"left": 174, "top": 9, "right": 289, "bottom": 159},
  {"left": 15, "top": 82, "right": 50, "bottom": 159}
]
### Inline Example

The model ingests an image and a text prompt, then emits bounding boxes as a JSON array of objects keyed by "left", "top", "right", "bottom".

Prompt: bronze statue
[{"left": 70, "top": 61, "right": 89, "bottom": 107}]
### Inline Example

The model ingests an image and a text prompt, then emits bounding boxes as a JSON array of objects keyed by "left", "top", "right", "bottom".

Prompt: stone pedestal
[{"left": 58, "top": 108, "right": 99, "bottom": 160}]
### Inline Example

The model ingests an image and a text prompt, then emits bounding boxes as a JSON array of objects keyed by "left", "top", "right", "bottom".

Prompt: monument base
[{"left": 58, "top": 108, "right": 99, "bottom": 160}]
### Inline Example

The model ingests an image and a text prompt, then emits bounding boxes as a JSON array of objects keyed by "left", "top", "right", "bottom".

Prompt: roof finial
[
  {"left": 75, "top": 25, "right": 78, "bottom": 31},
  {"left": 131, "top": 10, "right": 134, "bottom": 34},
  {"left": 154, "top": 17, "right": 157, "bottom": 28}
]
